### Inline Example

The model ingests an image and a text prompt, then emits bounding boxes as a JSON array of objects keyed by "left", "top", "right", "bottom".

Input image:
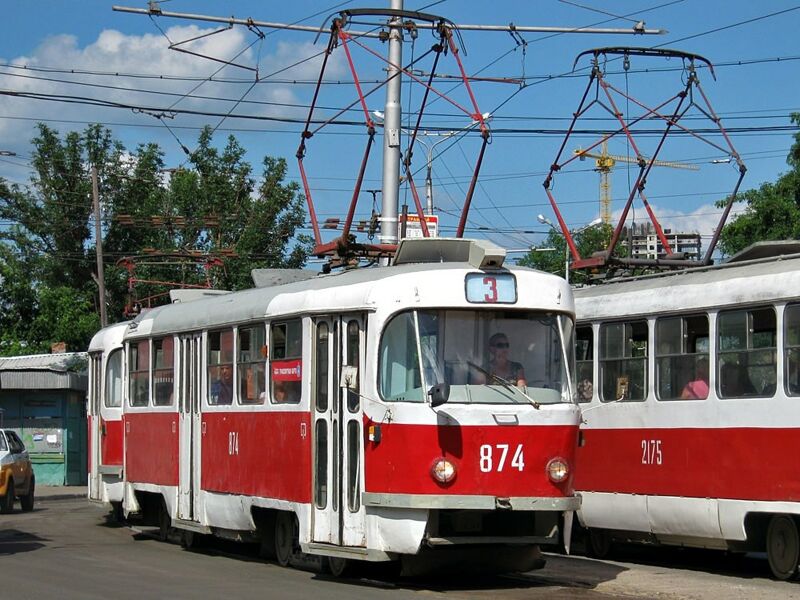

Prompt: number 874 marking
[{"left": 479, "top": 444, "right": 525, "bottom": 472}]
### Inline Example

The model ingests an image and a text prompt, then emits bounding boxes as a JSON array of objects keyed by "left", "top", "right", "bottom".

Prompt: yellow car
[{"left": 0, "top": 429, "right": 35, "bottom": 513}]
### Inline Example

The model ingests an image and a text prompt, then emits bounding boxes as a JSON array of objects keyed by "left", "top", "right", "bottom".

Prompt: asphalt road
[{"left": 2, "top": 493, "right": 800, "bottom": 600}]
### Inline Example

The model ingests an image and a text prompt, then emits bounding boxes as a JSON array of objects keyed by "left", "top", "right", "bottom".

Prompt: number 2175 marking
[{"left": 641, "top": 439, "right": 662, "bottom": 465}]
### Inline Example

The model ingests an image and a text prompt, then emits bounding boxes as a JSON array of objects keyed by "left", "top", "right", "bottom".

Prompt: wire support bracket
[{"left": 542, "top": 46, "right": 746, "bottom": 273}]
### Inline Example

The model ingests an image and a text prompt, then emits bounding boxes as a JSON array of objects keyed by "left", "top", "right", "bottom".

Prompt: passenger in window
[
  {"left": 274, "top": 381, "right": 288, "bottom": 403},
  {"left": 788, "top": 350, "right": 800, "bottom": 395},
  {"left": 680, "top": 357, "right": 709, "bottom": 400},
  {"left": 273, "top": 381, "right": 299, "bottom": 403},
  {"left": 719, "top": 362, "right": 756, "bottom": 397},
  {"left": 211, "top": 364, "right": 234, "bottom": 404},
  {"left": 487, "top": 333, "right": 527, "bottom": 387},
  {"left": 577, "top": 378, "right": 593, "bottom": 402}
]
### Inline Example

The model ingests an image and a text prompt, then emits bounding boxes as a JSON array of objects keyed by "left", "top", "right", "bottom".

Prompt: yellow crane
[{"left": 574, "top": 141, "right": 700, "bottom": 224}]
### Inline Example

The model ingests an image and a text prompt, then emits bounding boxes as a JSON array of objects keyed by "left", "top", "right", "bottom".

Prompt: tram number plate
[
  {"left": 641, "top": 439, "right": 662, "bottom": 465},
  {"left": 465, "top": 273, "right": 517, "bottom": 304},
  {"left": 228, "top": 431, "right": 240, "bottom": 456},
  {"left": 479, "top": 443, "right": 525, "bottom": 472}
]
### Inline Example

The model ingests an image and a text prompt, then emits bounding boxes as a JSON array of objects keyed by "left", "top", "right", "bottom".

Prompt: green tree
[
  {"left": 0, "top": 124, "right": 310, "bottom": 355},
  {"left": 519, "top": 223, "right": 614, "bottom": 285},
  {"left": 718, "top": 113, "right": 800, "bottom": 256},
  {"left": 0, "top": 123, "right": 114, "bottom": 354},
  {"left": 101, "top": 128, "right": 312, "bottom": 314}
]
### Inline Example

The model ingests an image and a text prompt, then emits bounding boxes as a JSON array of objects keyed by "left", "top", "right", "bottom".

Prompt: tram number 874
[{"left": 479, "top": 444, "right": 525, "bottom": 472}]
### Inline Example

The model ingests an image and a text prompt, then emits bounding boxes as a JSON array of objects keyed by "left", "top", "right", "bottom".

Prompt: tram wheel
[
  {"left": 258, "top": 513, "right": 277, "bottom": 560},
  {"left": 766, "top": 515, "right": 800, "bottom": 581},
  {"left": 327, "top": 556, "right": 351, "bottom": 578},
  {"left": 157, "top": 499, "right": 172, "bottom": 542},
  {"left": 180, "top": 530, "right": 206, "bottom": 550},
  {"left": 274, "top": 512, "right": 297, "bottom": 568},
  {"left": 109, "top": 501, "right": 125, "bottom": 524},
  {"left": 586, "top": 528, "right": 613, "bottom": 559}
]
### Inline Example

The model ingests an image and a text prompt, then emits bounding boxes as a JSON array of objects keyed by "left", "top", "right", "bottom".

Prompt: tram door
[
  {"left": 178, "top": 333, "right": 202, "bottom": 521},
  {"left": 88, "top": 349, "right": 124, "bottom": 501},
  {"left": 88, "top": 353, "right": 102, "bottom": 501},
  {"left": 312, "top": 315, "right": 366, "bottom": 547}
]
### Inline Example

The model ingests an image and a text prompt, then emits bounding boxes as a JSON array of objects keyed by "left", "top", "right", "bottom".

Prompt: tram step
[{"left": 172, "top": 518, "right": 212, "bottom": 535}]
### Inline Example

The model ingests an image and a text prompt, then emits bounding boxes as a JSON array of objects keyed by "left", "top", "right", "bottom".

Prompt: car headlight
[
  {"left": 430, "top": 457, "right": 457, "bottom": 484},
  {"left": 546, "top": 457, "right": 569, "bottom": 483}
]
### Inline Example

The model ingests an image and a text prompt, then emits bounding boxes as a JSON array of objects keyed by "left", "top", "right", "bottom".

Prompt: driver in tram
[
  {"left": 487, "top": 333, "right": 527, "bottom": 387},
  {"left": 470, "top": 333, "right": 528, "bottom": 388}
]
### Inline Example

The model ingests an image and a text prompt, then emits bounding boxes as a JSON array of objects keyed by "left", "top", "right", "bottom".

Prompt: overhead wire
[{"left": 2, "top": 4, "right": 799, "bottom": 249}]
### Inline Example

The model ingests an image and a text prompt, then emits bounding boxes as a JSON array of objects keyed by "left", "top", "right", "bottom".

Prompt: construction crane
[{"left": 574, "top": 141, "right": 700, "bottom": 224}]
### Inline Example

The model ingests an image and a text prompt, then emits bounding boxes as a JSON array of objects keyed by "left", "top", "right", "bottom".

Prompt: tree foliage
[
  {"left": 518, "top": 223, "right": 614, "bottom": 285},
  {"left": 717, "top": 113, "right": 800, "bottom": 256},
  {"left": 0, "top": 124, "right": 310, "bottom": 355}
]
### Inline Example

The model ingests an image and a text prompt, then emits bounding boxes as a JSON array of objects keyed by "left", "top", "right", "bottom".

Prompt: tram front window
[{"left": 379, "top": 309, "right": 573, "bottom": 405}]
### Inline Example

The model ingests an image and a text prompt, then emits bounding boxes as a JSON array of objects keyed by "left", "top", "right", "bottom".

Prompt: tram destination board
[{"left": 465, "top": 272, "right": 517, "bottom": 304}]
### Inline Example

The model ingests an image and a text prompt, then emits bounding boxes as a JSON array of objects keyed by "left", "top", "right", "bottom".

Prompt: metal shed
[{"left": 0, "top": 352, "right": 88, "bottom": 486}]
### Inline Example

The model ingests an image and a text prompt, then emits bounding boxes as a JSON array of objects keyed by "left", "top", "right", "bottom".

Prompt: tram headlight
[
  {"left": 430, "top": 457, "right": 457, "bottom": 484},
  {"left": 546, "top": 457, "right": 569, "bottom": 483}
]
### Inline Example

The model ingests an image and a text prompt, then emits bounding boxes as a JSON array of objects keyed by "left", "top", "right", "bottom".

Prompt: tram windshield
[{"left": 379, "top": 309, "right": 574, "bottom": 405}]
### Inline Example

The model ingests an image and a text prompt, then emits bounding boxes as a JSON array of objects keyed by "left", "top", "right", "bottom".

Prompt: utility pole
[
  {"left": 92, "top": 166, "right": 108, "bottom": 327},
  {"left": 379, "top": 0, "right": 403, "bottom": 251}
]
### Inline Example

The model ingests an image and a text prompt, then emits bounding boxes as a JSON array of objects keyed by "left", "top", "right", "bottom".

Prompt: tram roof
[
  {"left": 88, "top": 320, "right": 129, "bottom": 353},
  {"left": 574, "top": 253, "right": 800, "bottom": 320},
  {"left": 125, "top": 262, "right": 569, "bottom": 338}
]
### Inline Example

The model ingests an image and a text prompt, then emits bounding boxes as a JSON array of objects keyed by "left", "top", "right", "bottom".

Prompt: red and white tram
[
  {"left": 88, "top": 321, "right": 128, "bottom": 511},
  {"left": 87, "top": 239, "right": 581, "bottom": 574},
  {"left": 573, "top": 248, "right": 800, "bottom": 580}
]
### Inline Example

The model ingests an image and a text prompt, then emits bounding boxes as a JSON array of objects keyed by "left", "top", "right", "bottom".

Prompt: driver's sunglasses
[{"left": 492, "top": 342, "right": 510, "bottom": 349}]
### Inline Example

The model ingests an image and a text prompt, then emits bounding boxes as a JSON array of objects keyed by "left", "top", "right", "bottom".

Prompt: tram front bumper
[{"left": 362, "top": 492, "right": 580, "bottom": 511}]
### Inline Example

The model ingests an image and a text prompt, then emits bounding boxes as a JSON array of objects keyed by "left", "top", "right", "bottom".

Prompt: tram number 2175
[
  {"left": 479, "top": 444, "right": 525, "bottom": 472},
  {"left": 641, "top": 439, "right": 662, "bottom": 465}
]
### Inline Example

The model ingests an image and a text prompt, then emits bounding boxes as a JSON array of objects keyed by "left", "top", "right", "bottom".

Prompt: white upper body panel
[
  {"left": 123, "top": 262, "right": 574, "bottom": 340},
  {"left": 575, "top": 255, "right": 800, "bottom": 321}
]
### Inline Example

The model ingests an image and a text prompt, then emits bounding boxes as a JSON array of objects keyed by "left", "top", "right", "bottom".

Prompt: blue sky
[{"left": 1, "top": 1, "right": 798, "bottom": 258}]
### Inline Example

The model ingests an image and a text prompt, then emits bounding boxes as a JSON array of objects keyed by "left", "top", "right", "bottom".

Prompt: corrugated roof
[{"left": 0, "top": 352, "right": 87, "bottom": 373}]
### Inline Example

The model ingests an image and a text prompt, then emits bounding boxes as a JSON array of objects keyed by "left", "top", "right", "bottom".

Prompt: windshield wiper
[{"left": 467, "top": 361, "right": 540, "bottom": 409}]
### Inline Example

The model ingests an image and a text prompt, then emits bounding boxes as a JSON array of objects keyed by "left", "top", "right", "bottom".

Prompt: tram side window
[
  {"left": 238, "top": 325, "right": 266, "bottom": 405},
  {"left": 208, "top": 329, "right": 234, "bottom": 405},
  {"left": 599, "top": 320, "right": 647, "bottom": 402},
  {"left": 345, "top": 320, "right": 361, "bottom": 413},
  {"left": 785, "top": 304, "right": 800, "bottom": 396},
  {"left": 718, "top": 307, "right": 776, "bottom": 398},
  {"left": 153, "top": 337, "right": 175, "bottom": 406},
  {"left": 129, "top": 340, "right": 150, "bottom": 407},
  {"left": 90, "top": 354, "right": 101, "bottom": 413},
  {"left": 315, "top": 323, "right": 330, "bottom": 412},
  {"left": 104, "top": 349, "right": 123, "bottom": 408},
  {"left": 270, "top": 320, "right": 302, "bottom": 404},
  {"left": 656, "top": 314, "right": 709, "bottom": 401},
  {"left": 347, "top": 420, "right": 360, "bottom": 512},
  {"left": 575, "top": 326, "right": 594, "bottom": 403}
]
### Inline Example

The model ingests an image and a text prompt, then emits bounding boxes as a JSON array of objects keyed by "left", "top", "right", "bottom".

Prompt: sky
[{"left": 0, "top": 1, "right": 798, "bottom": 261}]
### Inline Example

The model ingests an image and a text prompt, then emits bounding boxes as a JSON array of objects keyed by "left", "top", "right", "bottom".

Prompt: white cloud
[
  {"left": 613, "top": 202, "right": 749, "bottom": 238},
  {"left": 0, "top": 25, "right": 344, "bottom": 163}
]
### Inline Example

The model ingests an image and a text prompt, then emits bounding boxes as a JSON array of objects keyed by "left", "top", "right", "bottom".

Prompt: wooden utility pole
[{"left": 92, "top": 166, "right": 108, "bottom": 327}]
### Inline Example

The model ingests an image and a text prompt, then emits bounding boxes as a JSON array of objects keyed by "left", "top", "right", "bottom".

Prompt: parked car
[{"left": 0, "top": 429, "right": 35, "bottom": 513}]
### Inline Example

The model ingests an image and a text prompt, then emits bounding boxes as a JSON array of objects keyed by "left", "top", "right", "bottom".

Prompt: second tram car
[
  {"left": 573, "top": 248, "right": 800, "bottom": 580},
  {"left": 87, "top": 239, "right": 581, "bottom": 574}
]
